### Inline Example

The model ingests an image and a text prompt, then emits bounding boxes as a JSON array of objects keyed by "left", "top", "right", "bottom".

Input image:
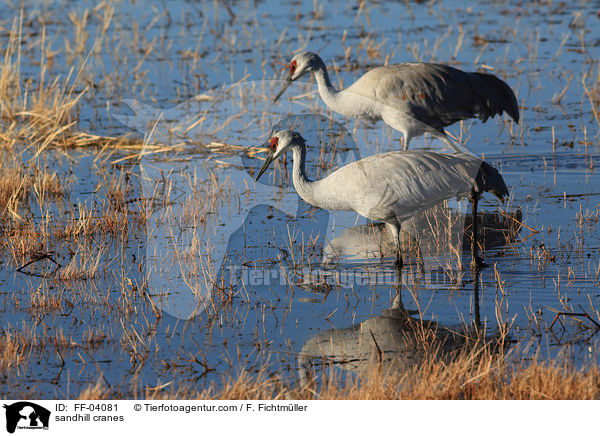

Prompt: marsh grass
[
  {"left": 0, "top": 0, "right": 599, "bottom": 400},
  {"left": 69, "top": 341, "right": 600, "bottom": 400},
  {"left": 0, "top": 16, "right": 84, "bottom": 151}
]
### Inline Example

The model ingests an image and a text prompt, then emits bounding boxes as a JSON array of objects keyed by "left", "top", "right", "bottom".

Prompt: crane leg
[
  {"left": 473, "top": 267, "right": 482, "bottom": 331},
  {"left": 391, "top": 268, "right": 405, "bottom": 310},
  {"left": 432, "top": 130, "right": 461, "bottom": 153},
  {"left": 395, "top": 251, "right": 403, "bottom": 270},
  {"left": 403, "top": 135, "right": 411, "bottom": 151},
  {"left": 470, "top": 188, "right": 487, "bottom": 273},
  {"left": 390, "top": 267, "right": 419, "bottom": 317},
  {"left": 386, "top": 223, "right": 403, "bottom": 270},
  {"left": 391, "top": 224, "right": 404, "bottom": 270}
]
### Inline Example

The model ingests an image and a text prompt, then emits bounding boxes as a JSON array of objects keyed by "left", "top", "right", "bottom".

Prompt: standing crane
[
  {"left": 273, "top": 52, "right": 519, "bottom": 151},
  {"left": 255, "top": 130, "right": 509, "bottom": 270}
]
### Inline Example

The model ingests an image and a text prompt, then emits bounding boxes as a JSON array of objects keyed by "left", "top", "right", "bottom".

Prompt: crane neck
[
  {"left": 312, "top": 64, "right": 373, "bottom": 119},
  {"left": 290, "top": 144, "right": 317, "bottom": 206},
  {"left": 312, "top": 65, "right": 340, "bottom": 109},
  {"left": 288, "top": 141, "right": 353, "bottom": 213}
]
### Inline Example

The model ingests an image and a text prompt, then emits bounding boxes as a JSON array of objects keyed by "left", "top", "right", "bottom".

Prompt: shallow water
[{"left": 1, "top": 0, "right": 600, "bottom": 396}]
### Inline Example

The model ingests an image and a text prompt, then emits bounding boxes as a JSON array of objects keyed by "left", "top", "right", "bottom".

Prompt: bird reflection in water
[
  {"left": 297, "top": 266, "right": 510, "bottom": 386},
  {"left": 322, "top": 203, "right": 522, "bottom": 268},
  {"left": 297, "top": 268, "right": 470, "bottom": 386},
  {"left": 293, "top": 201, "right": 522, "bottom": 295},
  {"left": 296, "top": 204, "right": 520, "bottom": 385}
]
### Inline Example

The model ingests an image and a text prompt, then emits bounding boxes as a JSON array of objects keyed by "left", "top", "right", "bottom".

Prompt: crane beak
[
  {"left": 273, "top": 75, "right": 293, "bottom": 103},
  {"left": 255, "top": 147, "right": 276, "bottom": 182}
]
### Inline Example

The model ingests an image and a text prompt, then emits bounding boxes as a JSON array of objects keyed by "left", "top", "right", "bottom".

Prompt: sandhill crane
[
  {"left": 273, "top": 52, "right": 519, "bottom": 151},
  {"left": 255, "top": 130, "right": 509, "bottom": 270}
]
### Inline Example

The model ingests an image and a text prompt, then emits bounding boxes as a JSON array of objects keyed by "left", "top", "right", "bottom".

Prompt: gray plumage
[
  {"left": 274, "top": 52, "right": 519, "bottom": 151},
  {"left": 305, "top": 149, "right": 507, "bottom": 224},
  {"left": 255, "top": 130, "right": 509, "bottom": 268}
]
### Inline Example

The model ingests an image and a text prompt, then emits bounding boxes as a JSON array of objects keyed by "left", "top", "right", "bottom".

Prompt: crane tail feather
[
  {"left": 475, "top": 161, "right": 509, "bottom": 202},
  {"left": 469, "top": 72, "right": 520, "bottom": 123}
]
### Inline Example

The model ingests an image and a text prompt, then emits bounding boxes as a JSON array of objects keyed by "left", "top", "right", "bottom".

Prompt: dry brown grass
[
  {"left": 0, "top": 16, "right": 84, "bottom": 151},
  {"left": 0, "top": 325, "right": 40, "bottom": 371},
  {"left": 0, "top": 10, "right": 144, "bottom": 155},
  {"left": 3, "top": 224, "right": 46, "bottom": 262},
  {"left": 0, "top": 318, "right": 114, "bottom": 373},
  {"left": 0, "top": 322, "right": 76, "bottom": 371},
  {"left": 0, "top": 157, "right": 143, "bottom": 269},
  {"left": 307, "top": 362, "right": 600, "bottom": 400},
  {"left": 0, "top": 166, "right": 29, "bottom": 221},
  {"left": 28, "top": 285, "right": 65, "bottom": 313},
  {"left": 78, "top": 379, "right": 112, "bottom": 400},
  {"left": 57, "top": 248, "right": 104, "bottom": 281},
  {"left": 70, "top": 343, "right": 600, "bottom": 400}
]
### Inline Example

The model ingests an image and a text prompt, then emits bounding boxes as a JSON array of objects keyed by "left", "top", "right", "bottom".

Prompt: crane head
[
  {"left": 273, "top": 52, "right": 323, "bottom": 103},
  {"left": 255, "top": 130, "right": 305, "bottom": 181}
]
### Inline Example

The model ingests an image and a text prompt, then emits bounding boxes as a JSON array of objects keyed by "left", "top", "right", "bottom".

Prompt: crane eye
[
  {"left": 289, "top": 60, "right": 297, "bottom": 74},
  {"left": 270, "top": 137, "right": 278, "bottom": 150}
]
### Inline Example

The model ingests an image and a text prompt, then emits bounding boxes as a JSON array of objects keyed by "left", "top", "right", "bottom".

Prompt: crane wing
[
  {"left": 348, "top": 63, "right": 518, "bottom": 130},
  {"left": 325, "top": 151, "right": 482, "bottom": 223}
]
